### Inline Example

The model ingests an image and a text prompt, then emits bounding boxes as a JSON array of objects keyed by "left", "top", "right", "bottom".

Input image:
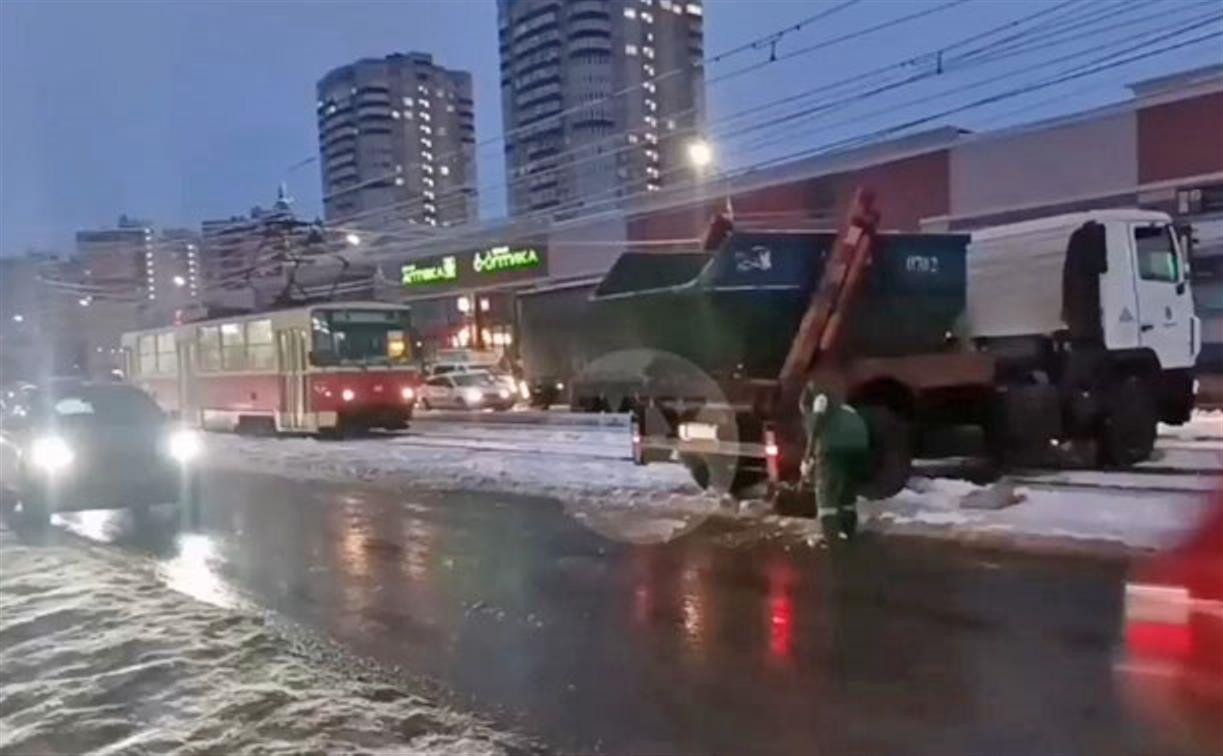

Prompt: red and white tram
[{"left": 121, "top": 302, "right": 421, "bottom": 433}]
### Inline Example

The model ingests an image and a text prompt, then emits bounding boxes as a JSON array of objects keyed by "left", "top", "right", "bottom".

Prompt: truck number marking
[{"left": 905, "top": 255, "right": 940, "bottom": 274}]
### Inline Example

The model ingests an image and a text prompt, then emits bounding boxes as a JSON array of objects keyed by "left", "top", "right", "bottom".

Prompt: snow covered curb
[
  {"left": 199, "top": 416, "right": 1221, "bottom": 554},
  {"left": 0, "top": 532, "right": 534, "bottom": 755}
]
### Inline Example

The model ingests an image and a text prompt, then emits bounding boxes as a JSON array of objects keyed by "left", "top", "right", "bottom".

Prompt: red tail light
[
  {"left": 1126, "top": 584, "right": 1194, "bottom": 664},
  {"left": 764, "top": 426, "right": 780, "bottom": 483}
]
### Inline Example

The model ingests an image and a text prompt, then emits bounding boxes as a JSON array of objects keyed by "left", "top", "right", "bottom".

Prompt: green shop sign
[
  {"left": 402, "top": 255, "right": 458, "bottom": 286},
  {"left": 472, "top": 246, "right": 541, "bottom": 275}
]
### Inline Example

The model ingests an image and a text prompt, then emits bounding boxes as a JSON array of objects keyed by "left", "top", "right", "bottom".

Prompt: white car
[{"left": 419, "top": 372, "right": 515, "bottom": 411}]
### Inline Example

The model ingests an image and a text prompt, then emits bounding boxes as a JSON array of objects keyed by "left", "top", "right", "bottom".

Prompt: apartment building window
[
  {"left": 625, "top": 44, "right": 638, "bottom": 56},
  {"left": 624, "top": 7, "right": 636, "bottom": 18},
  {"left": 686, "top": 2, "right": 703, "bottom": 14},
  {"left": 439, "top": 165, "right": 450, "bottom": 176}
]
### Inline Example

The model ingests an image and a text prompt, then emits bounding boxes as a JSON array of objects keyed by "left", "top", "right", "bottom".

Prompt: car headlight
[
  {"left": 401, "top": 386, "right": 415, "bottom": 401},
  {"left": 555, "top": 381, "right": 565, "bottom": 391},
  {"left": 30, "top": 436, "right": 73, "bottom": 474},
  {"left": 498, "top": 388, "right": 510, "bottom": 400},
  {"left": 168, "top": 428, "right": 202, "bottom": 463},
  {"left": 463, "top": 387, "right": 483, "bottom": 405},
  {"left": 518, "top": 381, "right": 531, "bottom": 400}
]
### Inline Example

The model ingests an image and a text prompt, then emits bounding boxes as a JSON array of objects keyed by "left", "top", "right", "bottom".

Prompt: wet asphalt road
[{"left": 50, "top": 468, "right": 1188, "bottom": 756}]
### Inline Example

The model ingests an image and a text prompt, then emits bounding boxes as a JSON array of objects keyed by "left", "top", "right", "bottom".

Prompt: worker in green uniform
[{"left": 799, "top": 382, "right": 871, "bottom": 542}]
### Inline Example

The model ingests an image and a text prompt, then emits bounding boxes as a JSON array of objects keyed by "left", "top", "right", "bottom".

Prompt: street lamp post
[{"left": 687, "top": 138, "right": 714, "bottom": 233}]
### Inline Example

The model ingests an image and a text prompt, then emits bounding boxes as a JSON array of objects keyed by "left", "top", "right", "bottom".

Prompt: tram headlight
[
  {"left": 401, "top": 386, "right": 415, "bottom": 401},
  {"left": 341, "top": 388, "right": 356, "bottom": 402},
  {"left": 463, "top": 388, "right": 483, "bottom": 405}
]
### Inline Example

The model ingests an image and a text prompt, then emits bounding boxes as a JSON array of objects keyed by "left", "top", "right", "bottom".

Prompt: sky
[{"left": 1, "top": 0, "right": 1219, "bottom": 255}]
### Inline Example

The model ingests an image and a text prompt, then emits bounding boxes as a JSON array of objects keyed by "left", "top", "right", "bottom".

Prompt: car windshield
[
  {"left": 311, "top": 308, "right": 413, "bottom": 366},
  {"left": 41, "top": 385, "right": 164, "bottom": 427},
  {"left": 451, "top": 373, "right": 494, "bottom": 387}
]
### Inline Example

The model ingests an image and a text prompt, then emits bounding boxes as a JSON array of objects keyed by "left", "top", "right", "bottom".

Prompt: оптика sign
[
  {"left": 402, "top": 255, "right": 458, "bottom": 286},
  {"left": 472, "top": 245, "right": 542, "bottom": 275}
]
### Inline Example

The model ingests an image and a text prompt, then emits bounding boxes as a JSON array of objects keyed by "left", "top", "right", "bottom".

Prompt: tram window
[
  {"left": 156, "top": 332, "right": 177, "bottom": 375},
  {"left": 247, "top": 319, "right": 275, "bottom": 370},
  {"left": 221, "top": 322, "right": 246, "bottom": 371},
  {"left": 198, "top": 326, "right": 221, "bottom": 371},
  {"left": 138, "top": 335, "right": 157, "bottom": 376}
]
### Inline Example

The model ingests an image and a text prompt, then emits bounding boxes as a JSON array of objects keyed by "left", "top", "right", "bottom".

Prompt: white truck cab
[{"left": 968, "top": 209, "right": 1199, "bottom": 372}]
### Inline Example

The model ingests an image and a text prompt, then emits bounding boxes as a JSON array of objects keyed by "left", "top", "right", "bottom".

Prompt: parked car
[
  {"left": 0, "top": 380, "right": 201, "bottom": 526},
  {"left": 419, "top": 371, "right": 516, "bottom": 411},
  {"left": 427, "top": 361, "right": 522, "bottom": 402},
  {"left": 1119, "top": 488, "right": 1223, "bottom": 754}
]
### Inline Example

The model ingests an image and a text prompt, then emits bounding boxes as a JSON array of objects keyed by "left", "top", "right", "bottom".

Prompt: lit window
[
  {"left": 624, "top": 6, "right": 636, "bottom": 18},
  {"left": 625, "top": 44, "right": 638, "bottom": 56},
  {"left": 671, "top": 2, "right": 682, "bottom": 12},
  {"left": 424, "top": 190, "right": 435, "bottom": 200},
  {"left": 422, "top": 138, "right": 433, "bottom": 149},
  {"left": 627, "top": 133, "right": 639, "bottom": 144},
  {"left": 640, "top": 0, "right": 652, "bottom": 5},
  {"left": 643, "top": 64, "right": 656, "bottom": 76},
  {"left": 660, "top": 0, "right": 671, "bottom": 7},
  {"left": 394, "top": 176, "right": 405, "bottom": 186},
  {"left": 645, "top": 131, "right": 657, "bottom": 143},
  {"left": 686, "top": 2, "right": 703, "bottom": 15},
  {"left": 644, "top": 46, "right": 655, "bottom": 59},
  {"left": 420, "top": 111, "right": 431, "bottom": 121},
  {"left": 422, "top": 151, "right": 433, "bottom": 161},
  {"left": 404, "top": 110, "right": 413, "bottom": 119},
  {"left": 420, "top": 98, "right": 431, "bottom": 108},
  {"left": 439, "top": 165, "right": 450, "bottom": 176},
  {"left": 666, "top": 118, "right": 676, "bottom": 130},
  {"left": 403, "top": 96, "right": 414, "bottom": 106},
  {"left": 644, "top": 81, "right": 656, "bottom": 93},
  {"left": 646, "top": 32, "right": 654, "bottom": 42},
  {"left": 421, "top": 124, "right": 432, "bottom": 134},
  {"left": 391, "top": 110, "right": 400, "bottom": 119},
  {"left": 424, "top": 203, "right": 436, "bottom": 213},
  {"left": 424, "top": 176, "right": 435, "bottom": 187},
  {"left": 446, "top": 104, "right": 455, "bottom": 112},
  {"left": 423, "top": 163, "right": 434, "bottom": 174},
  {"left": 642, "top": 11, "right": 654, "bottom": 23}
]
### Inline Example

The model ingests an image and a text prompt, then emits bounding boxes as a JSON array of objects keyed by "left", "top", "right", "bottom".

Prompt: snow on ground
[
  {"left": 203, "top": 410, "right": 1223, "bottom": 553},
  {"left": 1159, "top": 409, "right": 1222, "bottom": 442},
  {"left": 0, "top": 529, "right": 533, "bottom": 756}
]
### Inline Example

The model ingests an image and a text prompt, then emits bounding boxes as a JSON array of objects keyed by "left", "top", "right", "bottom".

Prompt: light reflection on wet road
[{"left": 53, "top": 469, "right": 1186, "bottom": 756}]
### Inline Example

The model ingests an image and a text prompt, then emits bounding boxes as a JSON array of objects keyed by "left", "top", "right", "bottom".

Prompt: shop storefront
[{"left": 393, "top": 242, "right": 548, "bottom": 362}]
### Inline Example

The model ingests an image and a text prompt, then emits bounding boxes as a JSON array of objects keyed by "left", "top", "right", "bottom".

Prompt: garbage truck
[{"left": 611, "top": 189, "right": 1200, "bottom": 504}]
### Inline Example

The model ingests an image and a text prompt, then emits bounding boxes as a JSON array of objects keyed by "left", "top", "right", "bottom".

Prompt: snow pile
[
  {"left": 860, "top": 475, "right": 1216, "bottom": 551},
  {"left": 206, "top": 432, "right": 714, "bottom": 515},
  {"left": 0, "top": 534, "right": 532, "bottom": 755},
  {"left": 1159, "top": 409, "right": 1222, "bottom": 442}
]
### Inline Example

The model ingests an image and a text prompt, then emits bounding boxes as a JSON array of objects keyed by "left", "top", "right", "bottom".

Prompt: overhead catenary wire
[
  {"left": 346, "top": 26, "right": 1223, "bottom": 272},
  {"left": 325, "top": 0, "right": 1213, "bottom": 244},
  {"left": 338, "top": 5, "right": 1223, "bottom": 266}
]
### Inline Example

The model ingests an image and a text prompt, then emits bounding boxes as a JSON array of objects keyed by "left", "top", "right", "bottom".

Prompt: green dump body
[{"left": 588, "top": 230, "right": 970, "bottom": 380}]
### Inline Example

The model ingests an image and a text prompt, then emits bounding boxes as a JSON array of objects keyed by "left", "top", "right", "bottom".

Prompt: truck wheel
[
  {"left": 1100, "top": 375, "right": 1157, "bottom": 467},
  {"left": 857, "top": 405, "right": 913, "bottom": 500}
]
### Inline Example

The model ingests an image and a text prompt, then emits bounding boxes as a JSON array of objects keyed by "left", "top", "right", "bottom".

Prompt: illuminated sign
[
  {"left": 402, "top": 255, "right": 458, "bottom": 286},
  {"left": 472, "top": 246, "right": 542, "bottom": 275}
]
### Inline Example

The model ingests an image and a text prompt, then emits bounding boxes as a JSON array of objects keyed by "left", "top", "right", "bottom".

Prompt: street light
[
  {"left": 11, "top": 314, "right": 23, "bottom": 323},
  {"left": 173, "top": 275, "right": 186, "bottom": 287},
  {"left": 687, "top": 139, "right": 713, "bottom": 170},
  {"left": 345, "top": 232, "right": 361, "bottom": 246},
  {"left": 78, "top": 297, "right": 91, "bottom": 307}
]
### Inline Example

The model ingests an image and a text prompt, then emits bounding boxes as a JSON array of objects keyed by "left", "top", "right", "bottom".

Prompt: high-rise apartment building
[
  {"left": 317, "top": 52, "right": 477, "bottom": 229},
  {"left": 497, "top": 0, "right": 705, "bottom": 216}
]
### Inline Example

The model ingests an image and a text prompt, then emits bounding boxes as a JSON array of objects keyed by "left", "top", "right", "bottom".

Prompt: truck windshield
[{"left": 311, "top": 309, "right": 413, "bottom": 366}]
